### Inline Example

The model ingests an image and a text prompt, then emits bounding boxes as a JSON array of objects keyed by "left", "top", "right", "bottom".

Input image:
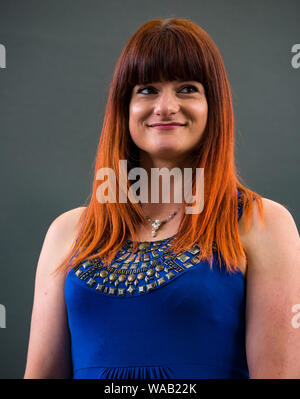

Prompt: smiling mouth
[
  {"left": 148, "top": 123, "right": 187, "bottom": 127},
  {"left": 148, "top": 124, "right": 186, "bottom": 130}
]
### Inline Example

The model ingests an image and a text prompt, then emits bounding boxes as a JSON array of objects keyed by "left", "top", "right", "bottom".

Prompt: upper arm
[
  {"left": 24, "top": 206, "right": 86, "bottom": 379},
  {"left": 242, "top": 198, "right": 300, "bottom": 378}
]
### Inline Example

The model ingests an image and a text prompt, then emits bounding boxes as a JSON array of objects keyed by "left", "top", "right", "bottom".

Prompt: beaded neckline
[{"left": 72, "top": 233, "right": 203, "bottom": 297}]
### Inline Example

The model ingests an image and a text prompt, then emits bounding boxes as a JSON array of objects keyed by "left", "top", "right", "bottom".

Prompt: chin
[{"left": 150, "top": 147, "right": 185, "bottom": 159}]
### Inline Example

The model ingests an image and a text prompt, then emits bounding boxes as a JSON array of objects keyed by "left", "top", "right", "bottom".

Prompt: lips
[{"left": 148, "top": 122, "right": 186, "bottom": 127}]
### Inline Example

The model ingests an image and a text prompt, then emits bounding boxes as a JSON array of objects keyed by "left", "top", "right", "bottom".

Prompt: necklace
[{"left": 145, "top": 207, "right": 181, "bottom": 237}]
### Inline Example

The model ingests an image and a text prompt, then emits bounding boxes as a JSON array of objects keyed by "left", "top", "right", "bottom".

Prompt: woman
[{"left": 24, "top": 18, "right": 300, "bottom": 379}]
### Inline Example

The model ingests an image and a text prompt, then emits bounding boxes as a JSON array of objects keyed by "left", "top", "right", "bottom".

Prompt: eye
[
  {"left": 180, "top": 85, "right": 198, "bottom": 93},
  {"left": 136, "top": 86, "right": 156, "bottom": 95},
  {"left": 136, "top": 85, "right": 198, "bottom": 95}
]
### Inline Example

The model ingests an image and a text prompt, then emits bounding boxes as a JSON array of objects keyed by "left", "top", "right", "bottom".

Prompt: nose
[{"left": 153, "top": 89, "right": 180, "bottom": 116}]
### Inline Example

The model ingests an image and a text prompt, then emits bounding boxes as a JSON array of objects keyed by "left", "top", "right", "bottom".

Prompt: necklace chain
[{"left": 145, "top": 207, "right": 181, "bottom": 237}]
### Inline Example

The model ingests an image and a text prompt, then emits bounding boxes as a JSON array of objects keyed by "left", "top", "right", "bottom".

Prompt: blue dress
[{"left": 64, "top": 192, "right": 249, "bottom": 379}]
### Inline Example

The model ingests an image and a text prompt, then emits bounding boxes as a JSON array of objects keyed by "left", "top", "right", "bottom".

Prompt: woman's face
[{"left": 129, "top": 80, "right": 208, "bottom": 163}]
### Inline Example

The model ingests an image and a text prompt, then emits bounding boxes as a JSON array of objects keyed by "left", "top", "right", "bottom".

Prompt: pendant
[{"left": 151, "top": 220, "right": 162, "bottom": 237}]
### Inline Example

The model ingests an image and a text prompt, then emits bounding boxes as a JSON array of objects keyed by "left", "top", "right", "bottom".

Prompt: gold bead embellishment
[
  {"left": 139, "top": 242, "right": 150, "bottom": 250},
  {"left": 100, "top": 270, "right": 108, "bottom": 278},
  {"left": 127, "top": 274, "right": 136, "bottom": 282},
  {"left": 155, "top": 264, "right": 164, "bottom": 272},
  {"left": 118, "top": 275, "right": 127, "bottom": 282},
  {"left": 143, "top": 253, "right": 150, "bottom": 262},
  {"left": 146, "top": 268, "right": 155, "bottom": 277},
  {"left": 109, "top": 273, "right": 118, "bottom": 281}
]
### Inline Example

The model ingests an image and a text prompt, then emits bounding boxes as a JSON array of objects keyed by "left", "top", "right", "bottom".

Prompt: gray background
[{"left": 0, "top": 0, "right": 299, "bottom": 379}]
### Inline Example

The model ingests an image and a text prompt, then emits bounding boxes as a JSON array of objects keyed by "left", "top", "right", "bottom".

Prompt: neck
[{"left": 137, "top": 151, "right": 194, "bottom": 206}]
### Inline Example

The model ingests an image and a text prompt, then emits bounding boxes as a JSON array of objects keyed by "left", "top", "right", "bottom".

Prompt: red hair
[{"left": 54, "top": 17, "right": 264, "bottom": 276}]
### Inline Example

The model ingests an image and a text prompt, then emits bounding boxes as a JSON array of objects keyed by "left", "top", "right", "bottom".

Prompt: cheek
[
  {"left": 129, "top": 103, "right": 146, "bottom": 145},
  {"left": 129, "top": 102, "right": 147, "bottom": 122},
  {"left": 191, "top": 101, "right": 208, "bottom": 128}
]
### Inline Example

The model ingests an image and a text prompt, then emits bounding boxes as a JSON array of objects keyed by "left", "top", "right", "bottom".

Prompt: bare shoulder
[
  {"left": 42, "top": 205, "right": 88, "bottom": 277},
  {"left": 240, "top": 197, "right": 300, "bottom": 269},
  {"left": 49, "top": 206, "right": 87, "bottom": 245}
]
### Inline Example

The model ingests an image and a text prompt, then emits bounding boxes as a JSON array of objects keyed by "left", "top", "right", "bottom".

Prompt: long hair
[{"left": 54, "top": 17, "right": 264, "bottom": 276}]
